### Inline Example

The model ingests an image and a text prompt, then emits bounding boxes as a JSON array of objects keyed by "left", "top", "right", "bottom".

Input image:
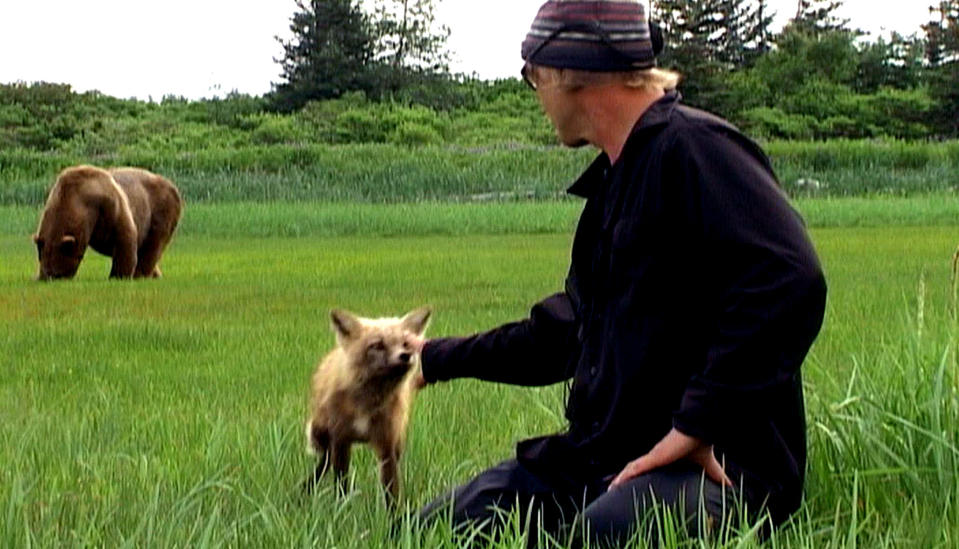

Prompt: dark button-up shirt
[{"left": 422, "top": 91, "right": 827, "bottom": 523}]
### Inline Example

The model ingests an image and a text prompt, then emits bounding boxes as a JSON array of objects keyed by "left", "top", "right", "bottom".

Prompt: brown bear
[{"left": 33, "top": 165, "right": 183, "bottom": 280}]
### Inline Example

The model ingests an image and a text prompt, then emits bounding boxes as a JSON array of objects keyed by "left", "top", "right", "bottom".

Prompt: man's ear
[
  {"left": 32, "top": 233, "right": 39, "bottom": 243},
  {"left": 401, "top": 306, "right": 432, "bottom": 336},
  {"left": 330, "top": 309, "right": 362, "bottom": 345}
]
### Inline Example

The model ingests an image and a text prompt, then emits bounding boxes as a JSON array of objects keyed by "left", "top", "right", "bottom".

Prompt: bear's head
[{"left": 33, "top": 231, "right": 86, "bottom": 281}]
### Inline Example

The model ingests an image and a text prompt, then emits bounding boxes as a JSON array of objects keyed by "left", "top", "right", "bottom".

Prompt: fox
[{"left": 303, "top": 306, "right": 431, "bottom": 505}]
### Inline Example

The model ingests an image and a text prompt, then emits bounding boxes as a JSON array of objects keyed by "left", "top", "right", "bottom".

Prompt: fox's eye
[{"left": 369, "top": 340, "right": 386, "bottom": 352}]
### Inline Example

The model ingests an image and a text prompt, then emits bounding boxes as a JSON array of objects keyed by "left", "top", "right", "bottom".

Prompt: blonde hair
[{"left": 528, "top": 64, "right": 681, "bottom": 92}]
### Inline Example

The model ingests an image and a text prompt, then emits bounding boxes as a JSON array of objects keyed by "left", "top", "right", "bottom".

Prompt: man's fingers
[
  {"left": 410, "top": 335, "right": 427, "bottom": 353},
  {"left": 607, "top": 436, "right": 733, "bottom": 493},
  {"left": 692, "top": 446, "right": 733, "bottom": 487},
  {"left": 608, "top": 457, "right": 649, "bottom": 490},
  {"left": 413, "top": 371, "right": 428, "bottom": 390},
  {"left": 704, "top": 456, "right": 733, "bottom": 487}
]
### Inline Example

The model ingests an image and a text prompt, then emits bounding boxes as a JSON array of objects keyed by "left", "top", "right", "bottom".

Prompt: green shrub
[
  {"left": 387, "top": 122, "right": 443, "bottom": 146},
  {"left": 740, "top": 107, "right": 818, "bottom": 139},
  {"left": 247, "top": 113, "right": 309, "bottom": 145}
]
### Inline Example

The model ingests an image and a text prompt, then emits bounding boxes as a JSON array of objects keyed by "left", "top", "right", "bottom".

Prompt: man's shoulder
[
  {"left": 655, "top": 102, "right": 768, "bottom": 161},
  {"left": 668, "top": 103, "right": 742, "bottom": 137},
  {"left": 628, "top": 101, "right": 745, "bottom": 159}
]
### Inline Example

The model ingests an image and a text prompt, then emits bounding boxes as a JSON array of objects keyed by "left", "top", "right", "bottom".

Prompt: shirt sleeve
[
  {"left": 668, "top": 126, "right": 828, "bottom": 444},
  {"left": 420, "top": 292, "right": 580, "bottom": 386}
]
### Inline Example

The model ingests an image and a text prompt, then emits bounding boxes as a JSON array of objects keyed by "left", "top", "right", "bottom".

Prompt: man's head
[
  {"left": 520, "top": 1, "right": 678, "bottom": 150},
  {"left": 520, "top": 0, "right": 676, "bottom": 91}
]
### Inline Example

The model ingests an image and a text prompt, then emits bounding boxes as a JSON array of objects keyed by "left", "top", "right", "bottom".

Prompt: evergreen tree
[
  {"left": 271, "top": 0, "right": 452, "bottom": 111},
  {"left": 853, "top": 32, "right": 924, "bottom": 93},
  {"left": 710, "top": 0, "right": 776, "bottom": 67},
  {"left": 762, "top": 0, "right": 859, "bottom": 92},
  {"left": 362, "top": 0, "right": 452, "bottom": 97},
  {"left": 652, "top": 0, "right": 772, "bottom": 109},
  {"left": 924, "top": 1, "right": 959, "bottom": 65},
  {"left": 790, "top": 0, "right": 851, "bottom": 36},
  {"left": 922, "top": 1, "right": 959, "bottom": 135},
  {"left": 654, "top": 0, "right": 724, "bottom": 107},
  {"left": 272, "top": 0, "right": 376, "bottom": 111},
  {"left": 370, "top": 0, "right": 451, "bottom": 73},
  {"left": 745, "top": 0, "right": 776, "bottom": 65}
]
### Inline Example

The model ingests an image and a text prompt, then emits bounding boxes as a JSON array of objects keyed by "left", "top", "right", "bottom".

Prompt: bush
[
  {"left": 247, "top": 113, "right": 310, "bottom": 145},
  {"left": 387, "top": 121, "right": 444, "bottom": 146},
  {"left": 180, "top": 92, "right": 268, "bottom": 128},
  {"left": 740, "top": 107, "right": 818, "bottom": 139}
]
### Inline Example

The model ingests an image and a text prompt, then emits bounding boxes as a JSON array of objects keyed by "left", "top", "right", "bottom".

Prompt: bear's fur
[
  {"left": 33, "top": 165, "right": 183, "bottom": 280},
  {"left": 304, "top": 307, "right": 431, "bottom": 505}
]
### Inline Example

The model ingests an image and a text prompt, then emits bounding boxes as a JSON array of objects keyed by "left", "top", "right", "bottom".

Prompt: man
[{"left": 415, "top": 0, "right": 827, "bottom": 545}]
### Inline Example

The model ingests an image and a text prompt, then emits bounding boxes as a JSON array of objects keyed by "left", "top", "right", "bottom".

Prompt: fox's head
[{"left": 329, "top": 306, "right": 432, "bottom": 385}]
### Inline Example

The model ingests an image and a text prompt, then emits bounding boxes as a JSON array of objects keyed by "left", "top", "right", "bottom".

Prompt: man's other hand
[{"left": 608, "top": 428, "right": 732, "bottom": 490}]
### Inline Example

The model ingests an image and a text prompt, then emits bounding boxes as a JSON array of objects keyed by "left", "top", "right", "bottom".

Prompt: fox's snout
[{"left": 385, "top": 352, "right": 414, "bottom": 373}]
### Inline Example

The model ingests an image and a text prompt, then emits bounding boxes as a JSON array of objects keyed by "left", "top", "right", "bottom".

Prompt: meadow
[
  {"left": 1, "top": 196, "right": 958, "bottom": 548},
  {"left": 2, "top": 140, "right": 959, "bottom": 206}
]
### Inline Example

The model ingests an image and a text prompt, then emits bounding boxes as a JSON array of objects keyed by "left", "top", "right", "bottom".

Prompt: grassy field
[
  {"left": 2, "top": 140, "right": 958, "bottom": 205},
  {"left": 2, "top": 199, "right": 958, "bottom": 547},
  {"left": 4, "top": 194, "right": 959, "bottom": 241}
]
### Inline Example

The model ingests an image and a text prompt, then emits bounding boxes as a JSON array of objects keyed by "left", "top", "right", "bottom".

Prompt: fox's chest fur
[{"left": 308, "top": 347, "right": 416, "bottom": 444}]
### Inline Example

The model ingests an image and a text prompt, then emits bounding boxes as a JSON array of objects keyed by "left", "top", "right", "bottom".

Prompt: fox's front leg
[
  {"left": 303, "top": 424, "right": 330, "bottom": 495},
  {"left": 329, "top": 439, "right": 352, "bottom": 495},
  {"left": 372, "top": 432, "right": 403, "bottom": 507}
]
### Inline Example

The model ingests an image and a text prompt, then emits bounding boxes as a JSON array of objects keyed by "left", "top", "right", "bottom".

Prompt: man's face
[{"left": 536, "top": 82, "right": 589, "bottom": 148}]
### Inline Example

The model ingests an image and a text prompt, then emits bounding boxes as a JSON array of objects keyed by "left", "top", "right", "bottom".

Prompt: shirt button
[
  {"left": 592, "top": 421, "right": 601, "bottom": 431},
  {"left": 589, "top": 367, "right": 598, "bottom": 376}
]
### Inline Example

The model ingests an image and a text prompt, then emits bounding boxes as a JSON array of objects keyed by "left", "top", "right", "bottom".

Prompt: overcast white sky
[{"left": 0, "top": 1, "right": 935, "bottom": 101}]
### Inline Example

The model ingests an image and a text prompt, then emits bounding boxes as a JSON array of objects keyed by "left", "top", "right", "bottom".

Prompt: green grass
[
  {"left": 2, "top": 139, "right": 958, "bottom": 205},
  {"left": 4, "top": 194, "right": 959, "bottom": 242},
  {"left": 2, "top": 201, "right": 959, "bottom": 547}
]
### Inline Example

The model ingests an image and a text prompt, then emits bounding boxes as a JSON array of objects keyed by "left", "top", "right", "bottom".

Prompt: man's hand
[
  {"left": 411, "top": 335, "right": 428, "bottom": 389},
  {"left": 608, "top": 428, "right": 732, "bottom": 490}
]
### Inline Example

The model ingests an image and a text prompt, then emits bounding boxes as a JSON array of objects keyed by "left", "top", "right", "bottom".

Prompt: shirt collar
[{"left": 566, "top": 90, "right": 681, "bottom": 198}]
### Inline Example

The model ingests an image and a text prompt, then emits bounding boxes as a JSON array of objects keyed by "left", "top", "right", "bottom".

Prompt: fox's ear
[
  {"left": 401, "top": 306, "right": 432, "bottom": 336},
  {"left": 330, "top": 309, "right": 362, "bottom": 344}
]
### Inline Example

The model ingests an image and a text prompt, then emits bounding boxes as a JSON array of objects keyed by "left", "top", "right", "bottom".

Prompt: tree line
[
  {"left": 271, "top": 0, "right": 453, "bottom": 112},
  {"left": 0, "top": 0, "right": 956, "bottom": 149},
  {"left": 272, "top": 0, "right": 959, "bottom": 139}
]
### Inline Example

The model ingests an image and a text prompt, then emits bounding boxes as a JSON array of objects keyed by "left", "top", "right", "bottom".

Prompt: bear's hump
[{"left": 55, "top": 165, "right": 114, "bottom": 189}]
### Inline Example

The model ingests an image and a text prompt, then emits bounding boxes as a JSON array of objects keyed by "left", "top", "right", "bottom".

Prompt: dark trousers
[{"left": 418, "top": 459, "right": 733, "bottom": 547}]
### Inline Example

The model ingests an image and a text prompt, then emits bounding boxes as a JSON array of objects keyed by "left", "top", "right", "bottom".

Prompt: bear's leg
[
  {"left": 110, "top": 237, "right": 138, "bottom": 278},
  {"left": 110, "top": 215, "right": 138, "bottom": 278},
  {"left": 134, "top": 231, "right": 170, "bottom": 278}
]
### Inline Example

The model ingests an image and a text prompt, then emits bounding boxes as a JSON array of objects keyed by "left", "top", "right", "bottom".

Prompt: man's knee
[
  {"left": 418, "top": 460, "right": 553, "bottom": 529},
  {"left": 418, "top": 458, "right": 589, "bottom": 548},
  {"left": 580, "top": 468, "right": 727, "bottom": 546}
]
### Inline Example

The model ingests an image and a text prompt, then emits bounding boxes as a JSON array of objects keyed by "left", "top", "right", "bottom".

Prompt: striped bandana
[{"left": 521, "top": 0, "right": 660, "bottom": 71}]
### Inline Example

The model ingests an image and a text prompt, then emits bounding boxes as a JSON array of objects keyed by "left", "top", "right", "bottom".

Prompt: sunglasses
[{"left": 521, "top": 63, "right": 538, "bottom": 90}]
